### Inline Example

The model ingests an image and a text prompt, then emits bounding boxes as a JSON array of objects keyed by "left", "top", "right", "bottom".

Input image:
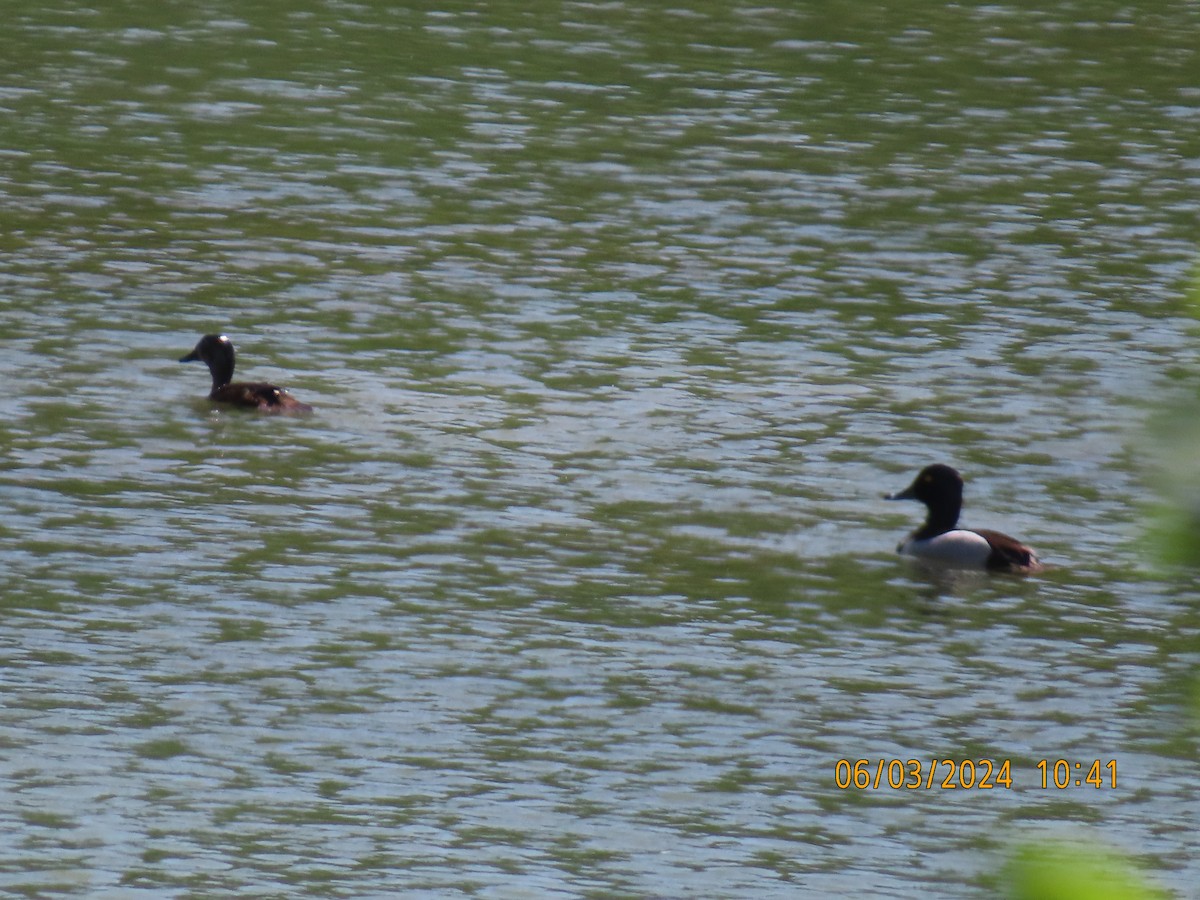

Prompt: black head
[
  {"left": 885, "top": 463, "right": 964, "bottom": 533},
  {"left": 886, "top": 464, "right": 963, "bottom": 505},
  {"left": 180, "top": 334, "right": 236, "bottom": 387}
]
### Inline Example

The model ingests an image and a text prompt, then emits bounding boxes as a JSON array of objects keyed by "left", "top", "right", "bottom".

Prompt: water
[{"left": 2, "top": 2, "right": 1199, "bottom": 897}]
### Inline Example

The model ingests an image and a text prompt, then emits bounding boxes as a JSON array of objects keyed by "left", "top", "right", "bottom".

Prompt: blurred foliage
[
  {"left": 1145, "top": 264, "right": 1200, "bottom": 570},
  {"left": 1003, "top": 840, "right": 1169, "bottom": 900}
]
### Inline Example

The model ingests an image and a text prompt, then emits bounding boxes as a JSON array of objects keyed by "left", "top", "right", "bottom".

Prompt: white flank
[{"left": 898, "top": 530, "right": 992, "bottom": 568}]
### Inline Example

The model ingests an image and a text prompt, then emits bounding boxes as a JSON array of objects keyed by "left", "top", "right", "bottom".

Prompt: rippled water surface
[{"left": 3, "top": 2, "right": 1200, "bottom": 897}]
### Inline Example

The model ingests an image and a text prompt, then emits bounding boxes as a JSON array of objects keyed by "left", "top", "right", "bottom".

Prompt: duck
[
  {"left": 179, "top": 334, "right": 313, "bottom": 414},
  {"left": 885, "top": 463, "right": 1040, "bottom": 573}
]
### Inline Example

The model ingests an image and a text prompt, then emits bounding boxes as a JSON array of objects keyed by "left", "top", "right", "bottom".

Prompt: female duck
[
  {"left": 885, "top": 464, "right": 1040, "bottom": 573},
  {"left": 180, "top": 334, "right": 312, "bottom": 413}
]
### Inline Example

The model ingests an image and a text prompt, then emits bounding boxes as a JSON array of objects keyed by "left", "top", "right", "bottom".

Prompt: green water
[{"left": 2, "top": 2, "right": 1198, "bottom": 897}]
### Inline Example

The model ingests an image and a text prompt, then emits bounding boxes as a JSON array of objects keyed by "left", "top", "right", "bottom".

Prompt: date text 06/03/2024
[{"left": 833, "top": 759, "right": 1117, "bottom": 790}]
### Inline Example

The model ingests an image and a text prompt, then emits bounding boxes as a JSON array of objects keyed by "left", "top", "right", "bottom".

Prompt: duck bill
[
  {"left": 179, "top": 350, "right": 199, "bottom": 362},
  {"left": 885, "top": 486, "right": 916, "bottom": 501}
]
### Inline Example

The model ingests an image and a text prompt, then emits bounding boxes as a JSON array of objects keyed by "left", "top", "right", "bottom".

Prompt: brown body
[
  {"left": 970, "top": 528, "right": 1040, "bottom": 572},
  {"left": 180, "top": 334, "right": 312, "bottom": 414}
]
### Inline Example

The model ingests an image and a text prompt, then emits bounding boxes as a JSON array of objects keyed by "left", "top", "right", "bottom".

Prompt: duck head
[
  {"left": 886, "top": 463, "right": 964, "bottom": 533},
  {"left": 180, "top": 334, "right": 236, "bottom": 388}
]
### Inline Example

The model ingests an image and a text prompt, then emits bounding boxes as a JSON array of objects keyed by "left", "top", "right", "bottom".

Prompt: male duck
[
  {"left": 180, "top": 334, "right": 312, "bottom": 414},
  {"left": 886, "top": 464, "right": 1040, "bottom": 573}
]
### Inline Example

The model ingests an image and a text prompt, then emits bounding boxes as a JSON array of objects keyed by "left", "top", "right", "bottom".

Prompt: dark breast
[{"left": 212, "top": 382, "right": 313, "bottom": 413}]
